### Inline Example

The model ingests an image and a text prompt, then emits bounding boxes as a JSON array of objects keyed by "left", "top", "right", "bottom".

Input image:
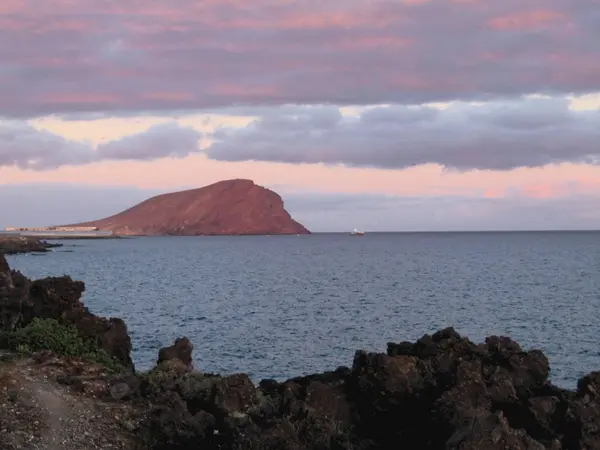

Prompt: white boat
[{"left": 350, "top": 228, "right": 365, "bottom": 236}]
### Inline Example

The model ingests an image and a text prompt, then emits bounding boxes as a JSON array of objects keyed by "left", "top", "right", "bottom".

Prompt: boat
[{"left": 350, "top": 228, "right": 365, "bottom": 236}]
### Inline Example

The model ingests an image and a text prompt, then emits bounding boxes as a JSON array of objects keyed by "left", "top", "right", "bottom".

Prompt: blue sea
[{"left": 5, "top": 232, "right": 600, "bottom": 389}]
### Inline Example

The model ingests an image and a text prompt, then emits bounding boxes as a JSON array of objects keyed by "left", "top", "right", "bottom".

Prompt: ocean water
[{"left": 5, "top": 232, "right": 600, "bottom": 389}]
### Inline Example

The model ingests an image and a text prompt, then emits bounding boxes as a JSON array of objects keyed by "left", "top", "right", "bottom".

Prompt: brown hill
[{"left": 64, "top": 179, "right": 310, "bottom": 236}]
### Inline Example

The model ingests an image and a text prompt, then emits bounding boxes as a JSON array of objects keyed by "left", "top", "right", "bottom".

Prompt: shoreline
[
  {"left": 0, "top": 235, "right": 63, "bottom": 255},
  {"left": 0, "top": 252, "right": 599, "bottom": 449},
  {"left": 1, "top": 233, "right": 121, "bottom": 240},
  {"left": 24, "top": 235, "right": 122, "bottom": 240}
]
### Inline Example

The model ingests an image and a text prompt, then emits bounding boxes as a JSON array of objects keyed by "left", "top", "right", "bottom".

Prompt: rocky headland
[
  {"left": 62, "top": 179, "right": 310, "bottom": 236},
  {"left": 0, "top": 235, "right": 62, "bottom": 255},
  {"left": 1, "top": 251, "right": 599, "bottom": 449}
]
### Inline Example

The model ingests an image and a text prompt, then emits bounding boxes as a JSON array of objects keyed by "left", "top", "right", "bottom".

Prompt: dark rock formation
[
  {"left": 158, "top": 337, "right": 194, "bottom": 370},
  {"left": 63, "top": 179, "right": 310, "bottom": 236},
  {"left": 0, "top": 236, "right": 62, "bottom": 255},
  {"left": 139, "top": 330, "right": 600, "bottom": 450},
  {"left": 2, "top": 253, "right": 600, "bottom": 449},
  {"left": 0, "top": 252, "right": 133, "bottom": 368}
]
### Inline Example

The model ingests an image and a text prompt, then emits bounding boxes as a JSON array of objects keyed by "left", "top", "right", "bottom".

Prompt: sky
[{"left": 1, "top": 0, "right": 600, "bottom": 231}]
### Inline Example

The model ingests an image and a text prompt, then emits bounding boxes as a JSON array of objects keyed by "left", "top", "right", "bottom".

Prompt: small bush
[
  {"left": 15, "top": 343, "right": 31, "bottom": 354},
  {"left": 6, "top": 318, "right": 125, "bottom": 372},
  {"left": 139, "top": 359, "right": 195, "bottom": 396}
]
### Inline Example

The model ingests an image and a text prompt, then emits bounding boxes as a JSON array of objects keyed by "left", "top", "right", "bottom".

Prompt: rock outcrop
[
  {"left": 0, "top": 252, "right": 133, "bottom": 368},
  {"left": 0, "top": 236, "right": 62, "bottom": 255},
  {"left": 62, "top": 179, "right": 310, "bottom": 236},
  {"left": 2, "top": 254, "right": 600, "bottom": 449},
  {"left": 141, "top": 330, "right": 592, "bottom": 450},
  {"left": 157, "top": 337, "right": 194, "bottom": 371}
]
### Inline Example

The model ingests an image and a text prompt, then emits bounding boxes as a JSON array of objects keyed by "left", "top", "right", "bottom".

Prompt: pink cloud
[
  {"left": 338, "top": 36, "right": 414, "bottom": 51},
  {"left": 0, "top": 15, "right": 98, "bottom": 34},
  {"left": 9, "top": 56, "right": 71, "bottom": 68},
  {"left": 483, "top": 188, "right": 505, "bottom": 199},
  {"left": 501, "top": 180, "right": 600, "bottom": 200},
  {"left": 0, "top": 0, "right": 26, "bottom": 14},
  {"left": 40, "top": 93, "right": 122, "bottom": 106},
  {"left": 141, "top": 92, "right": 194, "bottom": 102},
  {"left": 487, "top": 10, "right": 566, "bottom": 30},
  {"left": 520, "top": 184, "right": 558, "bottom": 199},
  {"left": 213, "top": 83, "right": 283, "bottom": 98},
  {"left": 0, "top": 0, "right": 598, "bottom": 118}
]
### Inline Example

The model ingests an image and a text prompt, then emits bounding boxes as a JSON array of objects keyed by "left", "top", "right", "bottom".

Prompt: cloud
[
  {"left": 96, "top": 122, "right": 202, "bottom": 161},
  {"left": 5, "top": 97, "right": 599, "bottom": 173},
  {"left": 207, "top": 98, "right": 600, "bottom": 171},
  {"left": 1, "top": 0, "right": 599, "bottom": 117},
  {"left": 0, "top": 122, "right": 93, "bottom": 170},
  {"left": 0, "top": 121, "right": 202, "bottom": 169}
]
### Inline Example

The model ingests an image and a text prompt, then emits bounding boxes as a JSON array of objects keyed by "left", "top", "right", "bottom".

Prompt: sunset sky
[{"left": 1, "top": 0, "right": 600, "bottom": 231}]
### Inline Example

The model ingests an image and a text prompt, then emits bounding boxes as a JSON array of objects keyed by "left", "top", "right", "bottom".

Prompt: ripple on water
[{"left": 6, "top": 231, "right": 600, "bottom": 389}]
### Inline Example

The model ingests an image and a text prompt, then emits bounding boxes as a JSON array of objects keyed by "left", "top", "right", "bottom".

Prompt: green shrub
[
  {"left": 7, "top": 318, "right": 125, "bottom": 372},
  {"left": 15, "top": 343, "right": 31, "bottom": 354},
  {"left": 138, "top": 359, "right": 195, "bottom": 396}
]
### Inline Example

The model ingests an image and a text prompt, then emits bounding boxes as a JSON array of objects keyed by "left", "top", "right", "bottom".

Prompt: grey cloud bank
[
  {"left": 96, "top": 122, "right": 203, "bottom": 161},
  {"left": 0, "top": 122, "right": 92, "bottom": 170},
  {"left": 0, "top": 121, "right": 202, "bottom": 170},
  {"left": 1, "top": 98, "right": 599, "bottom": 172},
  {"left": 0, "top": 184, "right": 599, "bottom": 232},
  {"left": 208, "top": 98, "right": 600, "bottom": 171}
]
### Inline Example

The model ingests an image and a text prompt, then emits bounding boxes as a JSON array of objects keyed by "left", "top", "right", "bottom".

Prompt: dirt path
[{"left": 0, "top": 355, "right": 144, "bottom": 450}]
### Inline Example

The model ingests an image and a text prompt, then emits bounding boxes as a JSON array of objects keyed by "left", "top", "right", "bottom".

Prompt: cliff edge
[{"left": 64, "top": 179, "right": 310, "bottom": 236}]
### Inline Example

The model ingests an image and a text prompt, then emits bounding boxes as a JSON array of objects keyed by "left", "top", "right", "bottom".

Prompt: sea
[{"left": 5, "top": 231, "right": 600, "bottom": 389}]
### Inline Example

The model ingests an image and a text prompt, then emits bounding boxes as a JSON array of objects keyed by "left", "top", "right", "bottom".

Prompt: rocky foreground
[
  {"left": 1, "top": 252, "right": 599, "bottom": 449},
  {"left": 0, "top": 236, "right": 62, "bottom": 255}
]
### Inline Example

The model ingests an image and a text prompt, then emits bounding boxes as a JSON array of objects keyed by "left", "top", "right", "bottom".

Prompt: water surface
[{"left": 7, "top": 231, "right": 600, "bottom": 389}]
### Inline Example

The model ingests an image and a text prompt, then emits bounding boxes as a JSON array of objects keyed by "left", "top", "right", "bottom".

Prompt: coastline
[
  {"left": 0, "top": 252, "right": 599, "bottom": 449},
  {"left": 0, "top": 235, "right": 63, "bottom": 255},
  {"left": 17, "top": 234, "right": 123, "bottom": 240}
]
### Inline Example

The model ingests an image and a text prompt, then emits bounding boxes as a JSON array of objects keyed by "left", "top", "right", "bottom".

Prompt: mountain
[{"left": 64, "top": 179, "right": 310, "bottom": 236}]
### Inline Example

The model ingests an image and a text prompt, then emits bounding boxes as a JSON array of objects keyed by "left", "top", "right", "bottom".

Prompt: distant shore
[
  {"left": 1, "top": 232, "right": 121, "bottom": 240},
  {"left": 0, "top": 233, "right": 128, "bottom": 255},
  {"left": 14, "top": 234, "right": 121, "bottom": 240},
  {"left": 0, "top": 235, "right": 63, "bottom": 255}
]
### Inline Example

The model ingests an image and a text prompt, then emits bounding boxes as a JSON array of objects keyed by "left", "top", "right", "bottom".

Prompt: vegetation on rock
[
  {"left": 0, "top": 251, "right": 133, "bottom": 368},
  {"left": 3, "top": 317, "right": 125, "bottom": 372}
]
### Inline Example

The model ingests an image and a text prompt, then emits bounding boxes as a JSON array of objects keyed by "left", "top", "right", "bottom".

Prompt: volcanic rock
[
  {"left": 0, "top": 252, "right": 133, "bottom": 368},
  {"left": 139, "top": 327, "right": 600, "bottom": 450},
  {"left": 0, "top": 236, "right": 62, "bottom": 255},
  {"left": 157, "top": 336, "right": 194, "bottom": 370},
  {"left": 3, "top": 252, "right": 600, "bottom": 449},
  {"left": 63, "top": 179, "right": 310, "bottom": 236}
]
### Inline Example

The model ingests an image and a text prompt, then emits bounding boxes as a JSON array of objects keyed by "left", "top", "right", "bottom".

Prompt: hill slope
[{"left": 65, "top": 179, "right": 310, "bottom": 236}]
